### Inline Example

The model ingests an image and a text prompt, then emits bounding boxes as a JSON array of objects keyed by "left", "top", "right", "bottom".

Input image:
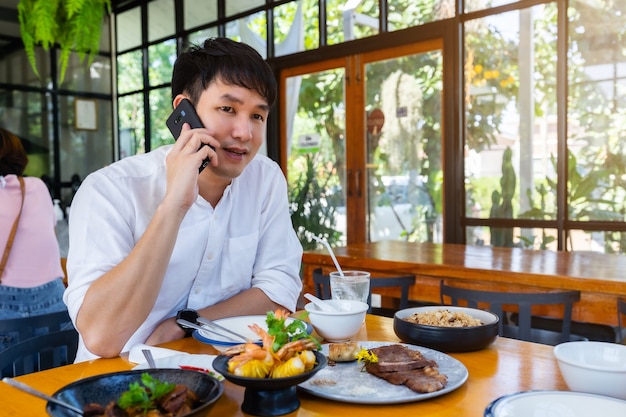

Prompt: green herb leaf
[
  {"left": 117, "top": 373, "right": 175, "bottom": 412},
  {"left": 265, "top": 310, "right": 320, "bottom": 352}
]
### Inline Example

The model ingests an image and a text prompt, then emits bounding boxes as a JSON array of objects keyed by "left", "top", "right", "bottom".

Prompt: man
[{"left": 64, "top": 38, "right": 303, "bottom": 361}]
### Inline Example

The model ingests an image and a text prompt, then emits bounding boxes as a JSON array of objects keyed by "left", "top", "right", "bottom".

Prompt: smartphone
[{"left": 166, "top": 98, "right": 215, "bottom": 173}]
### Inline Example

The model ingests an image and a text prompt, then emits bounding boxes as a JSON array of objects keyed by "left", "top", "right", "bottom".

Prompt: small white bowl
[
  {"left": 554, "top": 341, "right": 626, "bottom": 400},
  {"left": 304, "top": 299, "right": 368, "bottom": 342}
]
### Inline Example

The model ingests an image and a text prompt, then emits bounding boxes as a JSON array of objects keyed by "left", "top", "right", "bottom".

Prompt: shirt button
[{"left": 206, "top": 252, "right": 214, "bottom": 260}]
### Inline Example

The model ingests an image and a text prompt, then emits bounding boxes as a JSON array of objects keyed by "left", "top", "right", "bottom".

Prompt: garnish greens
[
  {"left": 118, "top": 373, "right": 176, "bottom": 412},
  {"left": 266, "top": 310, "right": 321, "bottom": 352}
]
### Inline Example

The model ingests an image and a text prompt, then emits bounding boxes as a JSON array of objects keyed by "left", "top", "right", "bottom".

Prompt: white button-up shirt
[{"left": 64, "top": 145, "right": 303, "bottom": 361}]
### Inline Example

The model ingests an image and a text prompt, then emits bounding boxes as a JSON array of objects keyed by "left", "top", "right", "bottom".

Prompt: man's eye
[
  {"left": 220, "top": 106, "right": 234, "bottom": 113},
  {"left": 253, "top": 114, "right": 265, "bottom": 122}
]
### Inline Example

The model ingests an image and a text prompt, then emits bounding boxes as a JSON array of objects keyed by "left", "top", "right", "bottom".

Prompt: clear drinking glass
[{"left": 329, "top": 271, "right": 371, "bottom": 304}]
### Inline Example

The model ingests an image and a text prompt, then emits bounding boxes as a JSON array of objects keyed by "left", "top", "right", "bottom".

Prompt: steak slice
[
  {"left": 363, "top": 345, "right": 448, "bottom": 394},
  {"left": 366, "top": 344, "right": 437, "bottom": 373},
  {"left": 366, "top": 364, "right": 448, "bottom": 393}
]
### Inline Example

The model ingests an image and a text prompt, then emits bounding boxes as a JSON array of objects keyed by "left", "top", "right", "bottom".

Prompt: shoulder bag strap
[{"left": 0, "top": 176, "right": 26, "bottom": 283}]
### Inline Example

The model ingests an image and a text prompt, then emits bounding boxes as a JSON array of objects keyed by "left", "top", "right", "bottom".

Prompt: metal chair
[
  {"left": 0, "top": 328, "right": 79, "bottom": 377},
  {"left": 440, "top": 281, "right": 587, "bottom": 345},
  {"left": 0, "top": 310, "right": 73, "bottom": 351},
  {"left": 617, "top": 298, "right": 626, "bottom": 344},
  {"left": 311, "top": 268, "right": 416, "bottom": 314}
]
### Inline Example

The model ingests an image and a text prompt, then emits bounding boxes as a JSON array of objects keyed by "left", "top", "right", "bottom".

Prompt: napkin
[{"left": 127, "top": 343, "right": 190, "bottom": 364}]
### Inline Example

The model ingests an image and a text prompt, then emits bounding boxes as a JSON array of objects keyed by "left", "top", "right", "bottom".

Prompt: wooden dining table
[
  {"left": 302, "top": 241, "right": 626, "bottom": 326},
  {"left": 1, "top": 314, "right": 567, "bottom": 417}
]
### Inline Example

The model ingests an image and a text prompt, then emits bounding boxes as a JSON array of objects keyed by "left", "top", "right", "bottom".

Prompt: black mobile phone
[{"left": 166, "top": 98, "right": 214, "bottom": 173}]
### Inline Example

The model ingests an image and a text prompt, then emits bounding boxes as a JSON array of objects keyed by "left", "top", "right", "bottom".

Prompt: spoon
[
  {"left": 2, "top": 377, "right": 84, "bottom": 415},
  {"left": 304, "top": 293, "right": 339, "bottom": 312}
]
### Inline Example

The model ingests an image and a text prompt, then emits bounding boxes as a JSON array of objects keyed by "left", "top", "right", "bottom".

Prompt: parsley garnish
[
  {"left": 265, "top": 310, "right": 320, "bottom": 352},
  {"left": 117, "top": 373, "right": 176, "bottom": 412}
]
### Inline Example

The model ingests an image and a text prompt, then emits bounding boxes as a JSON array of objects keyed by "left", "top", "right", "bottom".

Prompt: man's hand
[{"left": 164, "top": 123, "right": 218, "bottom": 210}]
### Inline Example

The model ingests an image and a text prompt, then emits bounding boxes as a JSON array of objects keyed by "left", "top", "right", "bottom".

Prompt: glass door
[
  {"left": 362, "top": 41, "right": 444, "bottom": 243},
  {"left": 282, "top": 58, "right": 349, "bottom": 250},
  {"left": 281, "top": 40, "right": 444, "bottom": 249}
]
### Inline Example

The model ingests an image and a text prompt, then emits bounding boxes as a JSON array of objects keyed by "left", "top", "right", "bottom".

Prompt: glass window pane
[
  {"left": 567, "top": 230, "right": 625, "bottom": 254},
  {"left": 189, "top": 27, "right": 220, "bottom": 45},
  {"left": 0, "top": 91, "right": 52, "bottom": 178},
  {"left": 148, "top": 0, "right": 175, "bottom": 42},
  {"left": 467, "top": 226, "right": 558, "bottom": 250},
  {"left": 99, "top": 15, "right": 111, "bottom": 54},
  {"left": 286, "top": 67, "right": 347, "bottom": 248},
  {"left": 117, "top": 7, "right": 142, "bottom": 52},
  {"left": 567, "top": 0, "right": 626, "bottom": 225},
  {"left": 225, "top": 13, "right": 267, "bottom": 59},
  {"left": 226, "top": 0, "right": 264, "bottom": 17},
  {"left": 464, "top": 5, "right": 558, "bottom": 249},
  {"left": 117, "top": 50, "right": 144, "bottom": 95},
  {"left": 0, "top": 47, "right": 48, "bottom": 86},
  {"left": 148, "top": 39, "right": 176, "bottom": 87},
  {"left": 388, "top": 0, "right": 454, "bottom": 31},
  {"left": 118, "top": 93, "right": 145, "bottom": 157},
  {"left": 465, "top": 0, "right": 521, "bottom": 13},
  {"left": 184, "top": 0, "right": 218, "bottom": 30},
  {"left": 150, "top": 88, "right": 175, "bottom": 150},
  {"left": 63, "top": 96, "right": 113, "bottom": 184},
  {"left": 274, "top": 1, "right": 316, "bottom": 56},
  {"left": 327, "top": 0, "right": 378, "bottom": 45},
  {"left": 365, "top": 50, "right": 444, "bottom": 244},
  {"left": 62, "top": 53, "right": 112, "bottom": 94}
]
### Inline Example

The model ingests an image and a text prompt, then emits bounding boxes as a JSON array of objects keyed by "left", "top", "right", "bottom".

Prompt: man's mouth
[{"left": 224, "top": 148, "right": 247, "bottom": 156}]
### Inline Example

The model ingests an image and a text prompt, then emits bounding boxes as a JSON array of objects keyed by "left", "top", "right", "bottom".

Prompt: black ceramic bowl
[
  {"left": 394, "top": 306, "right": 499, "bottom": 352},
  {"left": 46, "top": 368, "right": 223, "bottom": 417},
  {"left": 212, "top": 351, "right": 327, "bottom": 416}
]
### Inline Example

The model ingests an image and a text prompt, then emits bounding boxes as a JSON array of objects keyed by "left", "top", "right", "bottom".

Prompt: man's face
[{"left": 195, "top": 78, "right": 270, "bottom": 181}]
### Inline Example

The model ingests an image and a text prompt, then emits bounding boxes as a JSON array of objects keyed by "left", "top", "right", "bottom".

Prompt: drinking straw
[{"left": 311, "top": 235, "right": 345, "bottom": 277}]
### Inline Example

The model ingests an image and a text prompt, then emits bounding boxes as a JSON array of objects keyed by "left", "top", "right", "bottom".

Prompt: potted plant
[{"left": 18, "top": 0, "right": 111, "bottom": 83}]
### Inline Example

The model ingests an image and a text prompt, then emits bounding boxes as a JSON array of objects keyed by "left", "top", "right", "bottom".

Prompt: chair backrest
[
  {"left": 617, "top": 298, "right": 626, "bottom": 344},
  {"left": 0, "top": 310, "right": 72, "bottom": 349},
  {"left": 0, "top": 328, "right": 79, "bottom": 378},
  {"left": 440, "top": 281, "right": 582, "bottom": 345},
  {"left": 311, "top": 268, "right": 416, "bottom": 312}
]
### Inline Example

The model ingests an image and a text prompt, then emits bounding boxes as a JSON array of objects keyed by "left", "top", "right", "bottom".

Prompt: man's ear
[{"left": 172, "top": 94, "right": 189, "bottom": 109}]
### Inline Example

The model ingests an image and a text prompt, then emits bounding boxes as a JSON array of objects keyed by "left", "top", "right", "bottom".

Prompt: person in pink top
[{"left": 0, "top": 127, "right": 68, "bottom": 349}]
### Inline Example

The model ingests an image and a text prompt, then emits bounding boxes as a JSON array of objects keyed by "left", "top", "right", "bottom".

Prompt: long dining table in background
[
  {"left": 1, "top": 314, "right": 567, "bottom": 417},
  {"left": 302, "top": 241, "right": 626, "bottom": 326}
]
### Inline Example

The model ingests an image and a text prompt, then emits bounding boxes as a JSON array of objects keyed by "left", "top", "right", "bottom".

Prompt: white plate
[
  {"left": 132, "top": 353, "right": 223, "bottom": 380},
  {"left": 485, "top": 391, "right": 626, "bottom": 417},
  {"left": 192, "top": 315, "right": 312, "bottom": 351},
  {"left": 297, "top": 341, "right": 468, "bottom": 404}
]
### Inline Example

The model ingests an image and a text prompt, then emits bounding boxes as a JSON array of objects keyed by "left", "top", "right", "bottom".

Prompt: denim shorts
[{"left": 0, "top": 278, "right": 70, "bottom": 350}]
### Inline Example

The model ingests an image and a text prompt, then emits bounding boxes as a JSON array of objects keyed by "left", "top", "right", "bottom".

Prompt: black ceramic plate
[{"left": 46, "top": 368, "right": 223, "bottom": 417}]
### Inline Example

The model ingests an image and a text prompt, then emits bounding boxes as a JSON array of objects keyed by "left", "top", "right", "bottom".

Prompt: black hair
[{"left": 171, "top": 37, "right": 277, "bottom": 107}]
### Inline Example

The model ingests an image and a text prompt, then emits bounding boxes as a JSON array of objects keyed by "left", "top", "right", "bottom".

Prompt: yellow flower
[{"left": 355, "top": 348, "right": 378, "bottom": 365}]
